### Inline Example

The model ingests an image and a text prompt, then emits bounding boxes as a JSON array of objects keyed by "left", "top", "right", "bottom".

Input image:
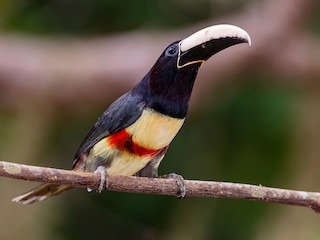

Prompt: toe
[
  {"left": 94, "top": 166, "right": 109, "bottom": 193},
  {"left": 164, "top": 173, "right": 186, "bottom": 199}
]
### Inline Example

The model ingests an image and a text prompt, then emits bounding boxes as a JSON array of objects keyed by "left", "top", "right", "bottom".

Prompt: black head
[{"left": 137, "top": 24, "right": 251, "bottom": 118}]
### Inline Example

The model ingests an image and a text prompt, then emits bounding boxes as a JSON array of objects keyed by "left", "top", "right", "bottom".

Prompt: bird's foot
[
  {"left": 161, "top": 173, "right": 186, "bottom": 199},
  {"left": 90, "top": 165, "right": 109, "bottom": 193}
]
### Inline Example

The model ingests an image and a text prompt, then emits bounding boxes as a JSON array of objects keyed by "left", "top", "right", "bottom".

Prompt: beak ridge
[
  {"left": 178, "top": 24, "right": 251, "bottom": 68},
  {"left": 180, "top": 24, "right": 251, "bottom": 52}
]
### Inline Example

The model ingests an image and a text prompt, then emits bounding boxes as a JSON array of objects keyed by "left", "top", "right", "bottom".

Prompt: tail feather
[{"left": 12, "top": 184, "right": 72, "bottom": 205}]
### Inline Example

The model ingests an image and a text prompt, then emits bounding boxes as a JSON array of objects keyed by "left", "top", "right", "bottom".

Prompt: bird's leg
[
  {"left": 161, "top": 173, "right": 186, "bottom": 199},
  {"left": 92, "top": 165, "right": 109, "bottom": 193}
]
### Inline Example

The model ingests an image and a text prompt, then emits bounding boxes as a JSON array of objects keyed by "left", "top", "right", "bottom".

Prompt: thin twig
[{"left": 1, "top": 161, "right": 320, "bottom": 212}]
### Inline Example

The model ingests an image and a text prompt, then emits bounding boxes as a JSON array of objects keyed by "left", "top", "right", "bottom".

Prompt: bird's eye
[{"left": 165, "top": 46, "right": 178, "bottom": 57}]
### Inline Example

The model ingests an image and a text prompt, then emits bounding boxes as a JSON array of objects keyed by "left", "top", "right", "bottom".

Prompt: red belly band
[{"left": 107, "top": 129, "right": 164, "bottom": 157}]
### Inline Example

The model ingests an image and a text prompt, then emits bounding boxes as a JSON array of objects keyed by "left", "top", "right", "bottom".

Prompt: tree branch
[{"left": 1, "top": 160, "right": 320, "bottom": 212}]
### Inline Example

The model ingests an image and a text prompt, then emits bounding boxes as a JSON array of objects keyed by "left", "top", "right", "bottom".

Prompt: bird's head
[
  {"left": 143, "top": 24, "right": 251, "bottom": 118},
  {"left": 152, "top": 24, "right": 251, "bottom": 77}
]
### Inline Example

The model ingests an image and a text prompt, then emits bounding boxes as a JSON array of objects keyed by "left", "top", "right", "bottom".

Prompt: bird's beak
[{"left": 178, "top": 24, "right": 251, "bottom": 68}]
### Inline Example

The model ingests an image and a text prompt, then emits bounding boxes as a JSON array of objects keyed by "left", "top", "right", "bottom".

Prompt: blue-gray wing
[{"left": 73, "top": 91, "right": 146, "bottom": 166}]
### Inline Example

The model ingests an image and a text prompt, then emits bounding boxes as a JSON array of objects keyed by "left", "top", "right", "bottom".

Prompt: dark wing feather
[{"left": 73, "top": 91, "right": 146, "bottom": 167}]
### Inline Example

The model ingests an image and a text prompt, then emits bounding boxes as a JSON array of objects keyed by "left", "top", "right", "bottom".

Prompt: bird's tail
[{"left": 12, "top": 183, "right": 72, "bottom": 205}]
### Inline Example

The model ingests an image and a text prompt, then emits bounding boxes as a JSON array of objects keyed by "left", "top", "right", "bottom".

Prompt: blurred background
[{"left": 0, "top": 0, "right": 320, "bottom": 239}]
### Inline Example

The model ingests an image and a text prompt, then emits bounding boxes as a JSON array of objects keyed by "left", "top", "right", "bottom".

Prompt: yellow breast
[
  {"left": 89, "top": 108, "right": 184, "bottom": 176},
  {"left": 127, "top": 108, "right": 185, "bottom": 149}
]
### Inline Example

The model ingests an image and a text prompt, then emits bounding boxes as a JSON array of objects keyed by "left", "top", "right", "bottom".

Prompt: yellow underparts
[{"left": 90, "top": 108, "right": 185, "bottom": 176}]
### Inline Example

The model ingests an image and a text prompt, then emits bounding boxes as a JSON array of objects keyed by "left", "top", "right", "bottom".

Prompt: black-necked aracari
[{"left": 13, "top": 24, "right": 251, "bottom": 204}]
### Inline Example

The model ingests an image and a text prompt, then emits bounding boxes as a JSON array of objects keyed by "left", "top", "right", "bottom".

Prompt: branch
[{"left": 1, "top": 161, "right": 320, "bottom": 212}]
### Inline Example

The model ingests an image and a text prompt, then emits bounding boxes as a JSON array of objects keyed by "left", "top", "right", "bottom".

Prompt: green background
[{"left": 0, "top": 0, "right": 320, "bottom": 239}]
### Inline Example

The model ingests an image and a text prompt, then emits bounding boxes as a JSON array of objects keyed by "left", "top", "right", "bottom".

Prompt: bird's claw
[
  {"left": 162, "top": 173, "right": 186, "bottom": 199},
  {"left": 94, "top": 165, "right": 109, "bottom": 193}
]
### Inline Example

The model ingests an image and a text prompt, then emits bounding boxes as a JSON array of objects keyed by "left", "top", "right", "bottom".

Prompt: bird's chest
[
  {"left": 89, "top": 109, "right": 184, "bottom": 176},
  {"left": 126, "top": 108, "right": 185, "bottom": 150}
]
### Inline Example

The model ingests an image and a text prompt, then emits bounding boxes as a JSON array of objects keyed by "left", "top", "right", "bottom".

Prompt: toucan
[{"left": 13, "top": 24, "right": 251, "bottom": 204}]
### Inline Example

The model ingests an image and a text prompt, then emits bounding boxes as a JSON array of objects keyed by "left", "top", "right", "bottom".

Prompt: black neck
[{"left": 133, "top": 64, "right": 200, "bottom": 119}]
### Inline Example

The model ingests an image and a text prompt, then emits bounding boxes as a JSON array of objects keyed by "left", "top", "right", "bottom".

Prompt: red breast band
[{"left": 107, "top": 129, "right": 164, "bottom": 157}]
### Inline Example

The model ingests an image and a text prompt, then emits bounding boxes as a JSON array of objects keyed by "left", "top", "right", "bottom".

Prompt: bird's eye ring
[{"left": 165, "top": 46, "right": 178, "bottom": 57}]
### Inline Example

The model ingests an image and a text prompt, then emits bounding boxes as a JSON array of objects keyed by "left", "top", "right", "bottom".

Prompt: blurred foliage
[
  {"left": 1, "top": 0, "right": 248, "bottom": 35},
  {"left": 196, "top": 76, "right": 297, "bottom": 240},
  {"left": 309, "top": 1, "right": 320, "bottom": 34}
]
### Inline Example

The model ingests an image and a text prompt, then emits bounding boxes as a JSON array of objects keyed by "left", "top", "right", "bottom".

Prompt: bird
[{"left": 12, "top": 24, "right": 251, "bottom": 204}]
